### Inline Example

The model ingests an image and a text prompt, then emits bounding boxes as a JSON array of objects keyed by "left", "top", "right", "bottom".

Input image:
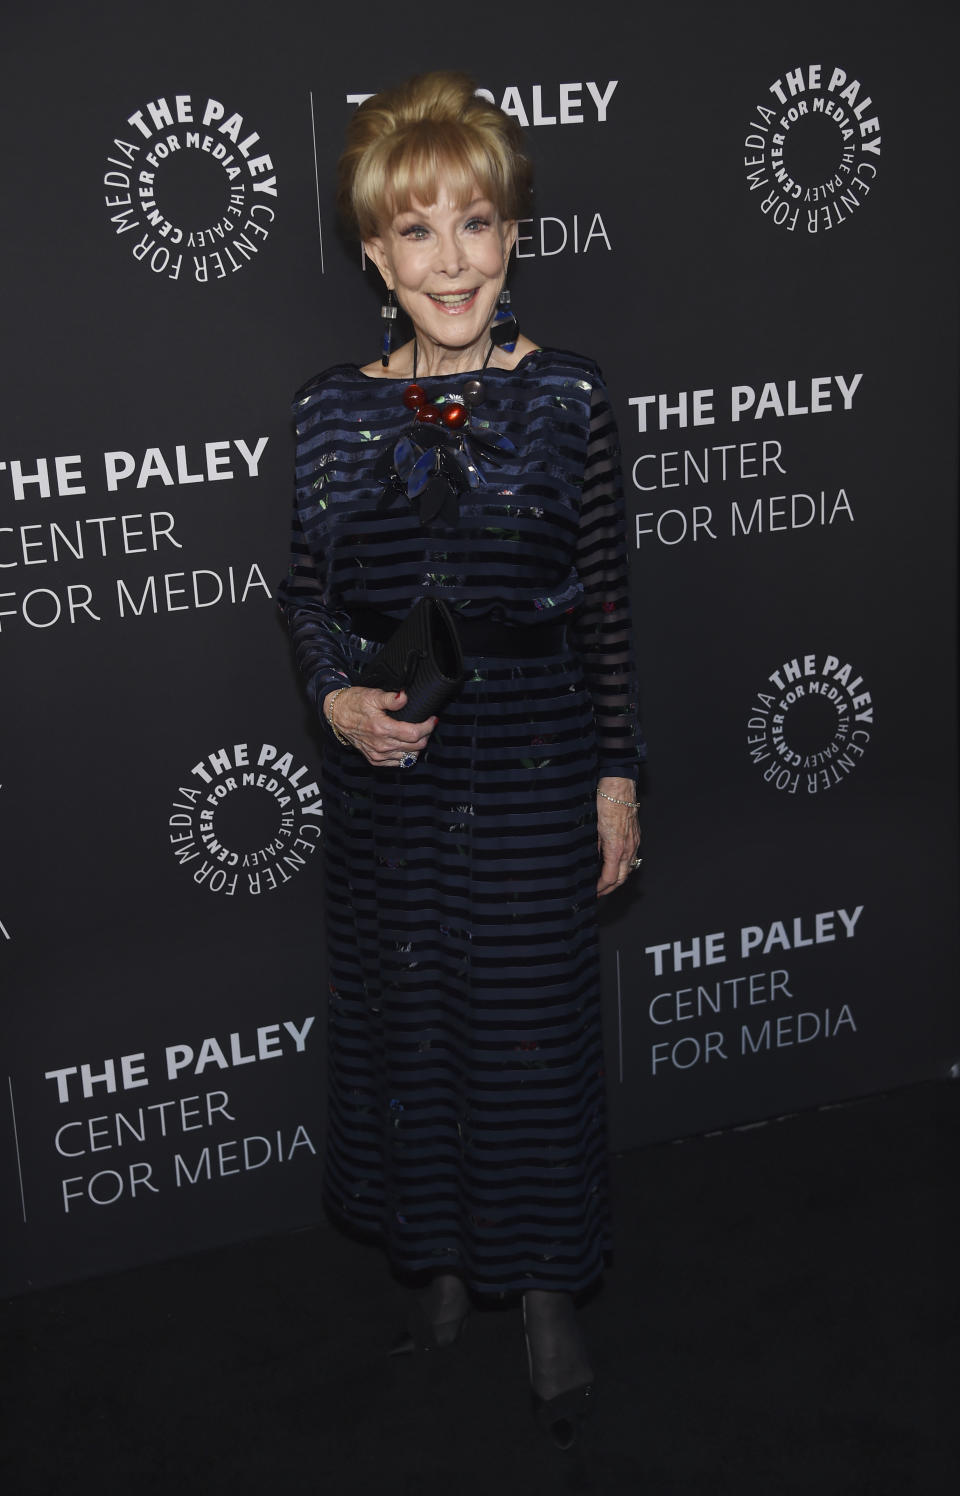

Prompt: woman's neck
[{"left": 410, "top": 333, "right": 493, "bottom": 379}]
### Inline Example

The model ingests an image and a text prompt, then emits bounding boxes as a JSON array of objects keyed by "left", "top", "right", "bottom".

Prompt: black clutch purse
[{"left": 357, "top": 597, "right": 465, "bottom": 722}]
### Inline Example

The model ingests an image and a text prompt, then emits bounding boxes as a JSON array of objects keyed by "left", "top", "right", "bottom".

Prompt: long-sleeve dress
[{"left": 280, "top": 347, "right": 643, "bottom": 1294}]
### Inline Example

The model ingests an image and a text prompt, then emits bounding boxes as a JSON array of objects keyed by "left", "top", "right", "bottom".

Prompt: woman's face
[{"left": 365, "top": 183, "right": 517, "bottom": 362}]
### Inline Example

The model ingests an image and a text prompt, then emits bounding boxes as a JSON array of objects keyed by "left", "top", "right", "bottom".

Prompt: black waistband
[{"left": 348, "top": 606, "right": 567, "bottom": 659}]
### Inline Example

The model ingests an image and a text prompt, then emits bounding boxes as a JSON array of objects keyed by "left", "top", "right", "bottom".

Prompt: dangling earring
[
  {"left": 490, "top": 288, "right": 519, "bottom": 352},
  {"left": 381, "top": 289, "right": 398, "bottom": 367}
]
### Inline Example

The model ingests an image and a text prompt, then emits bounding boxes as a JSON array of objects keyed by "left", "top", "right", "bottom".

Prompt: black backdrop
[{"left": 2, "top": 0, "right": 957, "bottom": 1295}]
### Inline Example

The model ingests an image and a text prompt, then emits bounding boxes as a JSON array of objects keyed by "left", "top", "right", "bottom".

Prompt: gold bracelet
[
  {"left": 325, "top": 687, "right": 352, "bottom": 747},
  {"left": 597, "top": 789, "right": 640, "bottom": 808}
]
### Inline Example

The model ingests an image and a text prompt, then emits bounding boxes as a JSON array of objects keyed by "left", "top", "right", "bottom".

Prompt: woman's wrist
[
  {"left": 597, "top": 788, "right": 639, "bottom": 808},
  {"left": 597, "top": 775, "right": 638, "bottom": 808},
  {"left": 324, "top": 685, "right": 353, "bottom": 745}
]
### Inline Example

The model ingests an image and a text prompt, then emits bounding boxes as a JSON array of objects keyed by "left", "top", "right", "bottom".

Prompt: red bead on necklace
[{"left": 402, "top": 378, "right": 441, "bottom": 426}]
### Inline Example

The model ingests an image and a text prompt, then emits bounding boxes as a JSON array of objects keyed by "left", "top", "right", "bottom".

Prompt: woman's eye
[
  {"left": 400, "top": 224, "right": 429, "bottom": 240},
  {"left": 464, "top": 217, "right": 490, "bottom": 232}
]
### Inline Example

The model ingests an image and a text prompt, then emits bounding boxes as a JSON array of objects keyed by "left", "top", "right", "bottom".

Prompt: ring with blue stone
[{"left": 398, "top": 752, "right": 418, "bottom": 769}]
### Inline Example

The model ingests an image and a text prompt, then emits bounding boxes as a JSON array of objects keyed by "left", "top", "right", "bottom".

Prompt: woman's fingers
[
  {"left": 596, "top": 840, "right": 638, "bottom": 895},
  {"left": 596, "top": 851, "right": 623, "bottom": 896}
]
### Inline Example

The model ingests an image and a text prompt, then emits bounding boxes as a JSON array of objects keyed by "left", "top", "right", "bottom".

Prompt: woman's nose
[{"left": 434, "top": 232, "right": 465, "bottom": 277}]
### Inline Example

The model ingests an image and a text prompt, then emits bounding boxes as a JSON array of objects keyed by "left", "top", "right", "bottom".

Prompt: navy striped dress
[{"left": 280, "top": 348, "right": 643, "bottom": 1294}]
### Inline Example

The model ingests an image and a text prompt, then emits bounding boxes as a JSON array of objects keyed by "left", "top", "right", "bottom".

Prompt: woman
[{"left": 280, "top": 71, "right": 643, "bottom": 1447}]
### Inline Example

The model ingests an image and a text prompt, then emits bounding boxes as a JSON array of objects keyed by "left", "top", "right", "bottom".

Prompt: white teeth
[{"left": 430, "top": 291, "right": 474, "bottom": 304}]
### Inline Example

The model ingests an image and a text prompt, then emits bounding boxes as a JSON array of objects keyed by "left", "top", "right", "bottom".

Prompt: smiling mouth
[{"left": 427, "top": 290, "right": 479, "bottom": 311}]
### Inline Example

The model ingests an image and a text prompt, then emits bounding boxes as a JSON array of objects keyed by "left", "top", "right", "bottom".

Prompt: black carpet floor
[{"left": 3, "top": 1080, "right": 954, "bottom": 1496}]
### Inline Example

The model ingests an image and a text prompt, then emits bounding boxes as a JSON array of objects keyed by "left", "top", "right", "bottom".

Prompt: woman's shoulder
[
  {"left": 292, "top": 363, "right": 364, "bottom": 409},
  {"left": 521, "top": 346, "right": 607, "bottom": 389}
]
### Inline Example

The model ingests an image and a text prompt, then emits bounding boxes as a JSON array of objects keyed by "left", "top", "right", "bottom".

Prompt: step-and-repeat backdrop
[{"left": 2, "top": 1, "right": 957, "bottom": 1293}]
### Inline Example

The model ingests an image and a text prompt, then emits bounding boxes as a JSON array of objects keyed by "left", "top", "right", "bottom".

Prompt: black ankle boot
[
  {"left": 389, "top": 1271, "right": 471, "bottom": 1355},
  {"left": 522, "top": 1290, "right": 595, "bottom": 1449}
]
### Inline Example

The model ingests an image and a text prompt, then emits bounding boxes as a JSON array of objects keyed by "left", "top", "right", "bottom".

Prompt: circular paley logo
[
  {"left": 746, "top": 653, "right": 874, "bottom": 795},
  {"left": 743, "top": 64, "right": 881, "bottom": 234},
  {"left": 103, "top": 93, "right": 278, "bottom": 283},
  {"left": 169, "top": 742, "right": 321, "bottom": 895}
]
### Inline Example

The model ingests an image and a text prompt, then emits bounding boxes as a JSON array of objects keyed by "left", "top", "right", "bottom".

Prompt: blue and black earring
[
  {"left": 490, "top": 288, "right": 519, "bottom": 352},
  {"left": 381, "top": 289, "right": 398, "bottom": 367}
]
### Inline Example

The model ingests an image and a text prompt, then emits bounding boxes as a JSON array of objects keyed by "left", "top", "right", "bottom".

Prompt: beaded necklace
[
  {"left": 402, "top": 336, "right": 496, "bottom": 423},
  {"left": 374, "top": 339, "right": 514, "bottom": 527}
]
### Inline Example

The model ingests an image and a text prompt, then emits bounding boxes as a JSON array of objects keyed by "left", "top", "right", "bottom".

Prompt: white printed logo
[
  {"left": 747, "top": 653, "right": 873, "bottom": 794},
  {"left": 169, "top": 742, "right": 321, "bottom": 895},
  {"left": 743, "top": 65, "right": 881, "bottom": 234},
  {"left": 103, "top": 94, "right": 278, "bottom": 282}
]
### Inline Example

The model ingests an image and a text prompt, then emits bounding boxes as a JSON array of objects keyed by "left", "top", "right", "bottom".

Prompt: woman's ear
[
  {"left": 364, "top": 237, "right": 392, "bottom": 289},
  {"left": 501, "top": 220, "right": 518, "bottom": 266}
]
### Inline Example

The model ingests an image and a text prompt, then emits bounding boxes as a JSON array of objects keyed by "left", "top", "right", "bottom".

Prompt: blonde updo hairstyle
[{"left": 338, "top": 71, "right": 533, "bottom": 240}]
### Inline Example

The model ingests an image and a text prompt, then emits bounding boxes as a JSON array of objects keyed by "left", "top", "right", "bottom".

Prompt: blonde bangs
[{"left": 356, "top": 125, "right": 507, "bottom": 238}]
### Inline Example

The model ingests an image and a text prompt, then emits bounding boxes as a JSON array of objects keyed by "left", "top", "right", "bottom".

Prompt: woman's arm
[
  {"left": 277, "top": 499, "right": 354, "bottom": 727},
  {"left": 569, "top": 380, "right": 646, "bottom": 780},
  {"left": 568, "top": 378, "right": 646, "bottom": 893}
]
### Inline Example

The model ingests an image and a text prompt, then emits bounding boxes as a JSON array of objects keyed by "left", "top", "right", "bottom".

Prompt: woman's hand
[
  {"left": 325, "top": 687, "right": 437, "bottom": 767},
  {"left": 596, "top": 776, "right": 641, "bottom": 896}
]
